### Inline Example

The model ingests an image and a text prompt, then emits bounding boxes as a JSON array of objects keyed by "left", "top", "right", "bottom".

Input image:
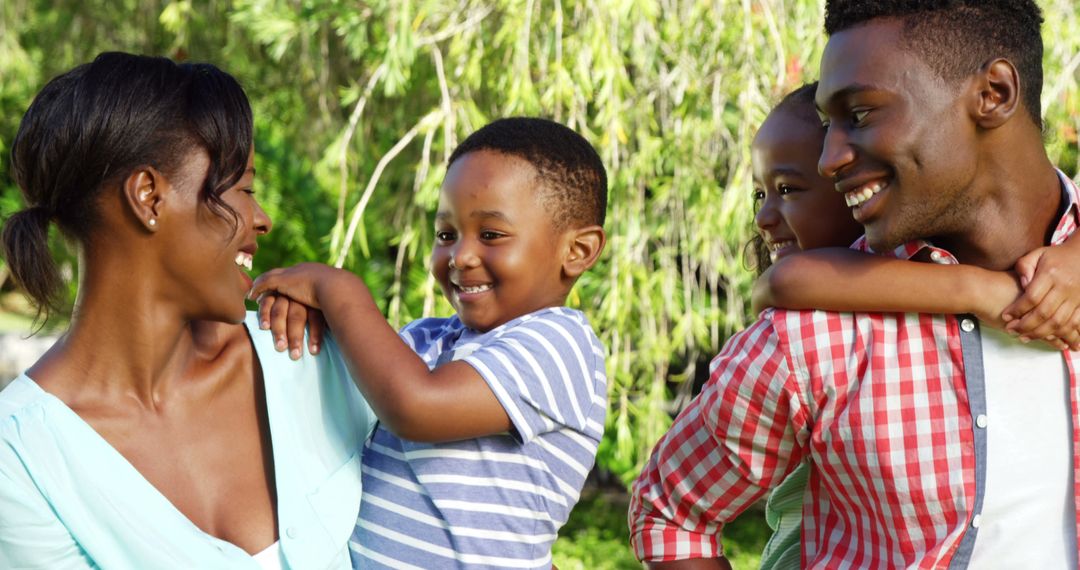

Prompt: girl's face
[{"left": 752, "top": 107, "right": 863, "bottom": 262}]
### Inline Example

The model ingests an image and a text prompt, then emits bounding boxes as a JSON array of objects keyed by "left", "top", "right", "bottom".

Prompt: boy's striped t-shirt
[{"left": 349, "top": 306, "right": 608, "bottom": 569}]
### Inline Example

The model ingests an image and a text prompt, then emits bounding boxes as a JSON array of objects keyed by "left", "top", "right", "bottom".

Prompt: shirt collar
[
  {"left": 852, "top": 168, "right": 1080, "bottom": 264},
  {"left": 1049, "top": 168, "right": 1080, "bottom": 245}
]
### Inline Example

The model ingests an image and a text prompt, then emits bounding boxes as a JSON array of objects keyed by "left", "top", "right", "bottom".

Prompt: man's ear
[
  {"left": 562, "top": 225, "right": 606, "bottom": 279},
  {"left": 972, "top": 58, "right": 1021, "bottom": 129},
  {"left": 121, "top": 166, "right": 167, "bottom": 231}
]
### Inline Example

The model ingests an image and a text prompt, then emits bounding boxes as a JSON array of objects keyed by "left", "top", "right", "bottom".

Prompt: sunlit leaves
[{"left": 2, "top": 0, "right": 1079, "bottom": 486}]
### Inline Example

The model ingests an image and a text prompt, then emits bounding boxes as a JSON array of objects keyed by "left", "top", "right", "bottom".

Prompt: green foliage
[
  {"left": 2, "top": 0, "right": 1079, "bottom": 510},
  {"left": 554, "top": 490, "right": 770, "bottom": 568},
  {"left": 553, "top": 491, "right": 641, "bottom": 570}
]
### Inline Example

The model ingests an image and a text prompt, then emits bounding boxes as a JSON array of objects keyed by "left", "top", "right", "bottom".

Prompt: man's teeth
[
  {"left": 235, "top": 252, "right": 253, "bottom": 271},
  {"left": 844, "top": 182, "right": 885, "bottom": 207},
  {"left": 458, "top": 284, "right": 492, "bottom": 294}
]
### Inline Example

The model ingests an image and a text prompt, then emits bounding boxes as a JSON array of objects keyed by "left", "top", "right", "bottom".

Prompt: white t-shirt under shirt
[
  {"left": 349, "top": 307, "right": 608, "bottom": 569},
  {"left": 968, "top": 326, "right": 1077, "bottom": 567}
]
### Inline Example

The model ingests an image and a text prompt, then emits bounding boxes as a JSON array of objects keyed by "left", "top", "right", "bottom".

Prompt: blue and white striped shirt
[{"left": 350, "top": 307, "right": 607, "bottom": 569}]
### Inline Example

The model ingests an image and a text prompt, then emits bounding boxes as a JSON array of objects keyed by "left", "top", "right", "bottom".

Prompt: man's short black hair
[
  {"left": 448, "top": 117, "right": 608, "bottom": 229},
  {"left": 824, "top": 0, "right": 1045, "bottom": 127}
]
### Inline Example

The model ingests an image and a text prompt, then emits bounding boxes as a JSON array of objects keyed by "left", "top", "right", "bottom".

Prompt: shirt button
[
  {"left": 971, "top": 514, "right": 982, "bottom": 529},
  {"left": 286, "top": 527, "right": 299, "bottom": 539},
  {"left": 929, "top": 250, "right": 945, "bottom": 263},
  {"left": 975, "top": 414, "right": 988, "bottom": 429},
  {"left": 960, "top": 318, "right": 976, "bottom": 332}
]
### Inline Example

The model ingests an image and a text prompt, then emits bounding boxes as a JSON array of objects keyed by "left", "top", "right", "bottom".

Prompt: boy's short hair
[
  {"left": 824, "top": 0, "right": 1044, "bottom": 127},
  {"left": 448, "top": 117, "right": 608, "bottom": 229}
]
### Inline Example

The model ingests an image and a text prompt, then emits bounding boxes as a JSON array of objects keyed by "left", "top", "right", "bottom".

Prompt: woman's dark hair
[
  {"left": 2, "top": 52, "right": 253, "bottom": 319},
  {"left": 746, "top": 82, "right": 819, "bottom": 276}
]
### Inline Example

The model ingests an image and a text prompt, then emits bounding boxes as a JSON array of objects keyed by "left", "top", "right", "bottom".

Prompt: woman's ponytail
[{"left": 1, "top": 206, "right": 61, "bottom": 319}]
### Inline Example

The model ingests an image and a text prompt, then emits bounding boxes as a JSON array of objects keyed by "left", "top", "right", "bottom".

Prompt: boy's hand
[
  {"left": 249, "top": 262, "right": 344, "bottom": 309},
  {"left": 1001, "top": 245, "right": 1080, "bottom": 351},
  {"left": 257, "top": 293, "right": 326, "bottom": 360}
]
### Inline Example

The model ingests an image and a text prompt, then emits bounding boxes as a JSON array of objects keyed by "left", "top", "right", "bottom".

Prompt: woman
[{"left": 0, "top": 52, "right": 374, "bottom": 569}]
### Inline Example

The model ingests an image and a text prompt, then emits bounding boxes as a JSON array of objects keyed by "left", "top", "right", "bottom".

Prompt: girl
[{"left": 749, "top": 82, "right": 1080, "bottom": 569}]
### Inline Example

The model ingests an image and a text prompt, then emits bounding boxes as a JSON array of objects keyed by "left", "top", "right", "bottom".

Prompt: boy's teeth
[
  {"left": 235, "top": 252, "right": 253, "bottom": 271},
  {"left": 459, "top": 284, "right": 492, "bottom": 294},
  {"left": 845, "top": 181, "right": 885, "bottom": 207}
]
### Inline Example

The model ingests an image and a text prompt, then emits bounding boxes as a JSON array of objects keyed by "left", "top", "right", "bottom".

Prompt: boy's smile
[{"left": 432, "top": 150, "right": 571, "bottom": 332}]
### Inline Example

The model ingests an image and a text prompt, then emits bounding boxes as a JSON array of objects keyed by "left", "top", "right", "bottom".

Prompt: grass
[{"left": 554, "top": 488, "right": 770, "bottom": 569}]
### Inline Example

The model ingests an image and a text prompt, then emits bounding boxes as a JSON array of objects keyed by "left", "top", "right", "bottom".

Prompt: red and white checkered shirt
[{"left": 630, "top": 171, "right": 1080, "bottom": 568}]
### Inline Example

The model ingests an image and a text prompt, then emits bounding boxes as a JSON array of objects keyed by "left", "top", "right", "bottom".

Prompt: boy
[{"left": 250, "top": 117, "right": 609, "bottom": 569}]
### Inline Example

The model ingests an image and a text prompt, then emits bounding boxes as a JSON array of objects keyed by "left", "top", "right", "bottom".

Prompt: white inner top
[
  {"left": 968, "top": 327, "right": 1076, "bottom": 567},
  {"left": 252, "top": 540, "right": 281, "bottom": 570}
]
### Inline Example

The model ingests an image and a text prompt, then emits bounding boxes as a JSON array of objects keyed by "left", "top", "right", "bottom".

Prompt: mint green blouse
[{"left": 0, "top": 312, "right": 376, "bottom": 569}]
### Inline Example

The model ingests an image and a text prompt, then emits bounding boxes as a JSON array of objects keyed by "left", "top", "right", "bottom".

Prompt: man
[{"left": 629, "top": 1, "right": 1080, "bottom": 567}]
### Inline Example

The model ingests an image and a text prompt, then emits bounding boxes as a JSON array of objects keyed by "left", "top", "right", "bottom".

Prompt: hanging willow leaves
[{"left": 2, "top": 0, "right": 1079, "bottom": 486}]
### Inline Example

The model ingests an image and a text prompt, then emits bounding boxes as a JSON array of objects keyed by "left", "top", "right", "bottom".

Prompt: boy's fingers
[
  {"left": 269, "top": 295, "right": 291, "bottom": 352},
  {"left": 286, "top": 301, "right": 307, "bottom": 360},
  {"left": 307, "top": 308, "right": 326, "bottom": 355},
  {"left": 257, "top": 294, "right": 276, "bottom": 330},
  {"left": 248, "top": 269, "right": 283, "bottom": 300},
  {"left": 248, "top": 274, "right": 269, "bottom": 300}
]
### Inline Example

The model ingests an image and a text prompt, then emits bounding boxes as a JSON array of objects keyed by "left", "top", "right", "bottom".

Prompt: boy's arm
[
  {"left": 250, "top": 263, "right": 511, "bottom": 443},
  {"left": 752, "top": 248, "right": 1019, "bottom": 326}
]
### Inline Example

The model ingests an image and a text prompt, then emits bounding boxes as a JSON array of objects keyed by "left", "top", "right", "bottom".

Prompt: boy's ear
[
  {"left": 121, "top": 166, "right": 167, "bottom": 232},
  {"left": 561, "top": 225, "right": 606, "bottom": 280},
  {"left": 971, "top": 58, "right": 1021, "bottom": 129}
]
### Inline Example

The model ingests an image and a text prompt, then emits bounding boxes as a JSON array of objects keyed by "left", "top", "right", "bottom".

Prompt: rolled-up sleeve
[{"left": 628, "top": 315, "right": 810, "bottom": 561}]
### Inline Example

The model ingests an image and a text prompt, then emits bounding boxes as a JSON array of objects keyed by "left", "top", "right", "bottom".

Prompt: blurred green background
[{"left": 2, "top": 1, "right": 1079, "bottom": 567}]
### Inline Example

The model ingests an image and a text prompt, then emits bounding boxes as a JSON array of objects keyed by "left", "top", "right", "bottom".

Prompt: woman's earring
[{"left": 148, "top": 218, "right": 157, "bottom": 227}]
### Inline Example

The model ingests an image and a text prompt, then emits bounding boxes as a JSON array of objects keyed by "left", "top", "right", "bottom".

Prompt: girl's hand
[
  {"left": 257, "top": 293, "right": 326, "bottom": 360},
  {"left": 969, "top": 270, "right": 1023, "bottom": 331},
  {"left": 1001, "top": 244, "right": 1080, "bottom": 351}
]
